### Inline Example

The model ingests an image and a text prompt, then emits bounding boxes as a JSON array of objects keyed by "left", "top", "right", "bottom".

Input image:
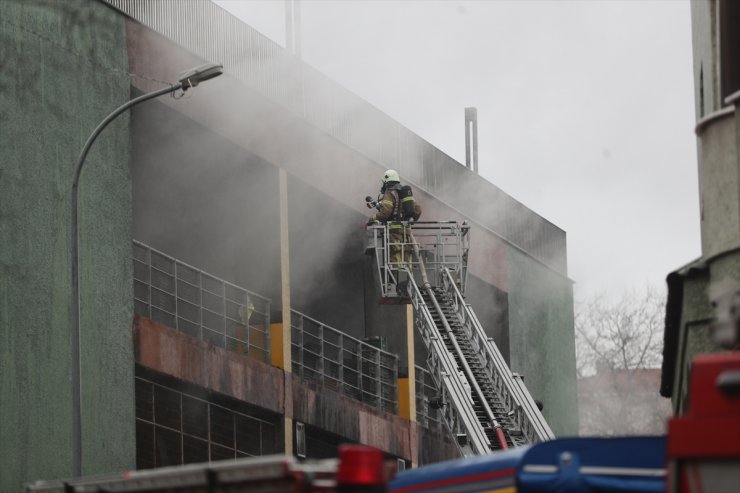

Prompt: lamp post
[{"left": 69, "top": 63, "right": 223, "bottom": 476}]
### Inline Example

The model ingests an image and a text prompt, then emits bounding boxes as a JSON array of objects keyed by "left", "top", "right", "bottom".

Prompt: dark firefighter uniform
[{"left": 370, "top": 183, "right": 422, "bottom": 272}]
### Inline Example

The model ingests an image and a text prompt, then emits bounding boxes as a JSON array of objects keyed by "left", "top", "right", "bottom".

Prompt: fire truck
[{"left": 664, "top": 352, "right": 740, "bottom": 492}]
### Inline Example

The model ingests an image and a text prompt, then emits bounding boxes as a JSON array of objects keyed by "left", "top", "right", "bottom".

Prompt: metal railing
[
  {"left": 133, "top": 241, "right": 271, "bottom": 363},
  {"left": 132, "top": 241, "right": 399, "bottom": 415},
  {"left": 367, "top": 221, "right": 470, "bottom": 298},
  {"left": 290, "top": 311, "right": 398, "bottom": 414},
  {"left": 415, "top": 365, "right": 442, "bottom": 429}
]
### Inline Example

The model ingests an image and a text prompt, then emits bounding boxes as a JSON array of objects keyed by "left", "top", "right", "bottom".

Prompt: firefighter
[{"left": 367, "top": 169, "right": 421, "bottom": 297}]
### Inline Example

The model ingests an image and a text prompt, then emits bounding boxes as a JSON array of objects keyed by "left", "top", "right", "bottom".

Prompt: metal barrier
[
  {"left": 367, "top": 221, "right": 470, "bottom": 298},
  {"left": 133, "top": 241, "right": 271, "bottom": 363},
  {"left": 291, "top": 311, "right": 398, "bottom": 414},
  {"left": 132, "top": 241, "right": 399, "bottom": 415},
  {"left": 415, "top": 365, "right": 442, "bottom": 429}
]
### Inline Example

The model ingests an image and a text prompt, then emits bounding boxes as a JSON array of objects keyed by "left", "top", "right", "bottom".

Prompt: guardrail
[
  {"left": 133, "top": 241, "right": 271, "bottom": 362},
  {"left": 367, "top": 221, "right": 470, "bottom": 298},
  {"left": 291, "top": 311, "right": 398, "bottom": 414}
]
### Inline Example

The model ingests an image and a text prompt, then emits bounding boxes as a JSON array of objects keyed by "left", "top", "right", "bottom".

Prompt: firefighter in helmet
[{"left": 367, "top": 169, "right": 421, "bottom": 297}]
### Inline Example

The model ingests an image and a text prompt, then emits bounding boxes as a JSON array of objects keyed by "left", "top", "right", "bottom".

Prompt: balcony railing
[
  {"left": 291, "top": 311, "right": 398, "bottom": 414},
  {"left": 133, "top": 241, "right": 399, "bottom": 415},
  {"left": 133, "top": 241, "right": 271, "bottom": 363}
]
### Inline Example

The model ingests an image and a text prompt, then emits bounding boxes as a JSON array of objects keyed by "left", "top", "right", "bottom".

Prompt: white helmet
[{"left": 382, "top": 169, "right": 400, "bottom": 183}]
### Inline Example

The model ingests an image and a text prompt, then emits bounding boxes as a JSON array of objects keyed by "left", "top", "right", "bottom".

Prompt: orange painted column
[
  {"left": 279, "top": 169, "right": 293, "bottom": 456},
  {"left": 405, "top": 303, "right": 418, "bottom": 467}
]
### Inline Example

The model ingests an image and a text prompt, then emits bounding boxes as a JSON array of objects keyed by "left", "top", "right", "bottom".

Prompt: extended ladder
[{"left": 367, "top": 221, "right": 554, "bottom": 456}]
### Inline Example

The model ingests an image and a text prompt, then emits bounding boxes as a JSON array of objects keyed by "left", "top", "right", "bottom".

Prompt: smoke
[
  {"left": 129, "top": 21, "right": 399, "bottom": 339},
  {"left": 131, "top": 97, "right": 282, "bottom": 304},
  {"left": 129, "top": 1, "right": 580, "bottom": 396},
  {"left": 231, "top": 0, "right": 699, "bottom": 303}
]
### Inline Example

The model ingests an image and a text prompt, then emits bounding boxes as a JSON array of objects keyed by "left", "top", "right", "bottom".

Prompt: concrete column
[
  {"left": 399, "top": 304, "right": 417, "bottom": 420},
  {"left": 279, "top": 169, "right": 292, "bottom": 372},
  {"left": 279, "top": 169, "right": 293, "bottom": 455},
  {"left": 404, "top": 304, "right": 417, "bottom": 467}
]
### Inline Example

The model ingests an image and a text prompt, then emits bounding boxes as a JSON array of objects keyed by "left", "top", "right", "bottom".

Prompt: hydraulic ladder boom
[{"left": 367, "top": 221, "right": 554, "bottom": 456}]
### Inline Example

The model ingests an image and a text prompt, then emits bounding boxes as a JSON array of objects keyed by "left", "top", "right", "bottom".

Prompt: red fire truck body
[
  {"left": 666, "top": 352, "right": 740, "bottom": 493},
  {"left": 25, "top": 445, "right": 391, "bottom": 493}
]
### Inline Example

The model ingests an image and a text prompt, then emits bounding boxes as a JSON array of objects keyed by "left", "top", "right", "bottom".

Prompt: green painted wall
[
  {"left": 0, "top": 1, "right": 135, "bottom": 490},
  {"left": 507, "top": 249, "right": 579, "bottom": 436}
]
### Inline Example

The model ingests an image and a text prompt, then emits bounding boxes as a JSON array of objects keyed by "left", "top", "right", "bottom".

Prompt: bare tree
[
  {"left": 575, "top": 286, "right": 665, "bottom": 377},
  {"left": 575, "top": 286, "right": 671, "bottom": 436}
]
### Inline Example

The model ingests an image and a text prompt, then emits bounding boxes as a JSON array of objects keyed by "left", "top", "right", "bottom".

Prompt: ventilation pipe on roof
[
  {"left": 285, "top": 0, "right": 302, "bottom": 58},
  {"left": 465, "top": 107, "right": 479, "bottom": 174}
]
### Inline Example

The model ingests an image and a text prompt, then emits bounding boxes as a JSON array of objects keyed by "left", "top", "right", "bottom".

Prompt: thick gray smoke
[
  {"left": 130, "top": 1, "right": 575, "bottom": 381},
  {"left": 131, "top": 36, "right": 396, "bottom": 341}
]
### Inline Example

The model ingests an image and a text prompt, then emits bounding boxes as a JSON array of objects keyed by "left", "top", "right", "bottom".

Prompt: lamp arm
[{"left": 72, "top": 83, "right": 182, "bottom": 192}]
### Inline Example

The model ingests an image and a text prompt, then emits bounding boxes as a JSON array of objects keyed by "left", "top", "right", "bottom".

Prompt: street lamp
[{"left": 69, "top": 62, "right": 223, "bottom": 477}]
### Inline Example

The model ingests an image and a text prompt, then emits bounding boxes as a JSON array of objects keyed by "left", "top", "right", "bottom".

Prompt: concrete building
[
  {"left": 0, "top": 1, "right": 577, "bottom": 490},
  {"left": 661, "top": 0, "right": 740, "bottom": 411}
]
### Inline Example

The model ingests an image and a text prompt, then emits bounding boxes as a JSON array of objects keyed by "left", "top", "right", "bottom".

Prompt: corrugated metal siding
[{"left": 101, "top": 0, "right": 568, "bottom": 276}]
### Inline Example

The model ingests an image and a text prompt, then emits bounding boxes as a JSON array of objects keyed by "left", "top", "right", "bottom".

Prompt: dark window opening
[
  {"left": 700, "top": 64, "right": 705, "bottom": 117},
  {"left": 720, "top": 0, "right": 740, "bottom": 103},
  {"left": 299, "top": 423, "right": 408, "bottom": 465},
  {"left": 134, "top": 367, "right": 281, "bottom": 470}
]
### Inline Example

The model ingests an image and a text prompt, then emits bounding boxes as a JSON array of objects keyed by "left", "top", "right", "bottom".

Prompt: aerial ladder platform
[{"left": 367, "top": 221, "right": 554, "bottom": 456}]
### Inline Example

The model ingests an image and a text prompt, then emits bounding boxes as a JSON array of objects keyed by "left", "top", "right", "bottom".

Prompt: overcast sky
[{"left": 213, "top": 0, "right": 700, "bottom": 302}]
